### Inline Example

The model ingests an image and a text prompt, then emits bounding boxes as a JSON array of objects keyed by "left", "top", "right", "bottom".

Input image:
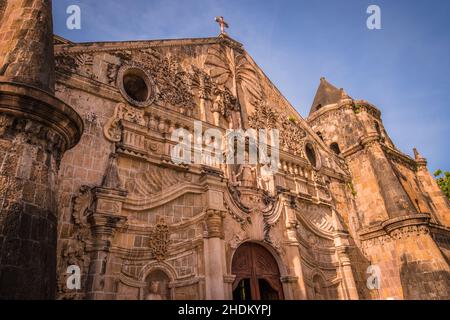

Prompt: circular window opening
[
  {"left": 117, "top": 65, "right": 155, "bottom": 108},
  {"left": 123, "top": 71, "right": 149, "bottom": 102},
  {"left": 305, "top": 143, "right": 318, "bottom": 168}
]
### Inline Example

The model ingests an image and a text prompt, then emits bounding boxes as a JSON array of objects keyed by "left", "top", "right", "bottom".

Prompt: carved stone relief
[{"left": 149, "top": 219, "right": 171, "bottom": 261}]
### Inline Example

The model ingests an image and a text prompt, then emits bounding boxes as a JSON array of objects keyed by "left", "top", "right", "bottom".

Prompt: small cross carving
[{"left": 215, "top": 16, "right": 229, "bottom": 35}]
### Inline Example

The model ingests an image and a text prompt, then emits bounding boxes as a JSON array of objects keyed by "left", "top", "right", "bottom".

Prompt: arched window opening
[
  {"left": 374, "top": 122, "right": 382, "bottom": 136},
  {"left": 316, "top": 132, "right": 324, "bottom": 141},
  {"left": 305, "top": 143, "right": 317, "bottom": 168},
  {"left": 330, "top": 142, "right": 341, "bottom": 155}
]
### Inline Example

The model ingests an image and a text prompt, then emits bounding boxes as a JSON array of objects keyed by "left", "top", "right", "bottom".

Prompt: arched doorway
[{"left": 232, "top": 242, "right": 284, "bottom": 300}]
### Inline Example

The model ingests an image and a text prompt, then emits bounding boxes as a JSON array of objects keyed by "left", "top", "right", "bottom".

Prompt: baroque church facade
[{"left": 0, "top": 1, "right": 449, "bottom": 300}]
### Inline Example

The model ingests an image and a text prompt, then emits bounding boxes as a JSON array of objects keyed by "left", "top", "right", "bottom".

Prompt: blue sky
[{"left": 53, "top": 0, "right": 450, "bottom": 173}]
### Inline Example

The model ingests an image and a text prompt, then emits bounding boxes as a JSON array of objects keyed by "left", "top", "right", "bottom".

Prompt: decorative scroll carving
[
  {"left": 189, "top": 66, "right": 214, "bottom": 100},
  {"left": 103, "top": 103, "right": 145, "bottom": 142},
  {"left": 106, "top": 63, "right": 119, "bottom": 85},
  {"left": 72, "top": 185, "right": 94, "bottom": 227},
  {"left": 0, "top": 113, "right": 13, "bottom": 136},
  {"left": 149, "top": 219, "right": 171, "bottom": 261}
]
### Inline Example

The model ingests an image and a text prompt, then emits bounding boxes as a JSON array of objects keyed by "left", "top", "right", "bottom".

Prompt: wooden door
[{"left": 232, "top": 242, "right": 284, "bottom": 300}]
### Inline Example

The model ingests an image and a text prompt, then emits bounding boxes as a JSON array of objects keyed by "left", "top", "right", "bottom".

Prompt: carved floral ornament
[
  {"left": 248, "top": 99, "right": 309, "bottom": 157},
  {"left": 148, "top": 220, "right": 171, "bottom": 261}
]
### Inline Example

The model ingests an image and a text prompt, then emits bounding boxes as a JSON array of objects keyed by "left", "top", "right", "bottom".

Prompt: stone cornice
[
  {"left": 54, "top": 37, "right": 227, "bottom": 55},
  {"left": 358, "top": 214, "right": 431, "bottom": 242},
  {"left": 307, "top": 99, "right": 381, "bottom": 125},
  {"left": 0, "top": 81, "right": 83, "bottom": 151},
  {"left": 382, "top": 144, "right": 418, "bottom": 170}
]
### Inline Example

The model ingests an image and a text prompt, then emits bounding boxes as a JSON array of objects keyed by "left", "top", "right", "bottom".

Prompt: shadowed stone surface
[{"left": 0, "top": 0, "right": 449, "bottom": 300}]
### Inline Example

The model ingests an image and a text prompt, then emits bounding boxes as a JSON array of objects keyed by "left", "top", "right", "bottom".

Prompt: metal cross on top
[{"left": 215, "top": 16, "right": 229, "bottom": 35}]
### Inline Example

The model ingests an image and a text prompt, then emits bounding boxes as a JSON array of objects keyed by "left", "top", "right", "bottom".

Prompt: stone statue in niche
[
  {"left": 312, "top": 275, "right": 327, "bottom": 300},
  {"left": 144, "top": 270, "right": 170, "bottom": 300},
  {"left": 211, "top": 88, "right": 225, "bottom": 127},
  {"left": 229, "top": 166, "right": 241, "bottom": 188},
  {"left": 257, "top": 152, "right": 276, "bottom": 195},
  {"left": 235, "top": 151, "right": 257, "bottom": 188},
  {"left": 146, "top": 281, "right": 163, "bottom": 300},
  {"left": 211, "top": 87, "right": 241, "bottom": 129},
  {"left": 258, "top": 163, "right": 275, "bottom": 194}
]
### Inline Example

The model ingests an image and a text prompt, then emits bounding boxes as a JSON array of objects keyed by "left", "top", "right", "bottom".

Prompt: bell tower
[
  {"left": 0, "top": 0, "right": 83, "bottom": 299},
  {"left": 307, "top": 78, "right": 450, "bottom": 299}
]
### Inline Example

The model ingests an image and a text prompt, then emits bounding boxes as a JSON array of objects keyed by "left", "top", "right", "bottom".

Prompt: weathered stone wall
[
  {"left": 0, "top": 123, "right": 58, "bottom": 299},
  {"left": 361, "top": 229, "right": 450, "bottom": 299},
  {"left": 308, "top": 92, "right": 450, "bottom": 300},
  {"left": 50, "top": 25, "right": 449, "bottom": 300},
  {"left": 0, "top": 0, "right": 55, "bottom": 93},
  {"left": 0, "top": 0, "right": 82, "bottom": 300}
]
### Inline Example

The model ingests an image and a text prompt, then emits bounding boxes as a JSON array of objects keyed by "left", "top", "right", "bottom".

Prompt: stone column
[
  {"left": 0, "top": 0, "right": 83, "bottom": 299},
  {"left": 361, "top": 136, "right": 417, "bottom": 219},
  {"left": 383, "top": 216, "right": 450, "bottom": 300},
  {"left": 414, "top": 149, "right": 450, "bottom": 226},
  {"left": 85, "top": 187, "right": 127, "bottom": 300},
  {"left": 284, "top": 201, "right": 308, "bottom": 300},
  {"left": 0, "top": 0, "right": 55, "bottom": 93},
  {"left": 332, "top": 210, "right": 359, "bottom": 300},
  {"left": 198, "top": 84, "right": 212, "bottom": 123},
  {"left": 335, "top": 247, "right": 359, "bottom": 300},
  {"left": 203, "top": 209, "right": 227, "bottom": 300},
  {"left": 284, "top": 243, "right": 307, "bottom": 300}
]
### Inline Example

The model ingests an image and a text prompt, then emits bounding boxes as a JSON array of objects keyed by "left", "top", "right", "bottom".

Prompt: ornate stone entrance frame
[{"left": 229, "top": 240, "right": 294, "bottom": 300}]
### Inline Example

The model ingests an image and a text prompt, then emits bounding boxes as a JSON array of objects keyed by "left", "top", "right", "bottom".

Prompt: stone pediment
[{"left": 54, "top": 35, "right": 348, "bottom": 178}]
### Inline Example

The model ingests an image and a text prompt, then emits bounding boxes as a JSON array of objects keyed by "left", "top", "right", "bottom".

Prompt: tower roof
[{"left": 309, "top": 77, "right": 345, "bottom": 116}]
